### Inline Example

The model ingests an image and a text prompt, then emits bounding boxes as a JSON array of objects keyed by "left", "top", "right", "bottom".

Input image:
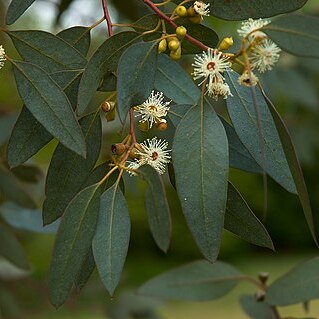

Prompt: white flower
[
  {"left": 206, "top": 80, "right": 232, "bottom": 100},
  {"left": 0, "top": 45, "right": 6, "bottom": 70},
  {"left": 193, "top": 1, "right": 210, "bottom": 16},
  {"left": 250, "top": 39, "right": 281, "bottom": 73},
  {"left": 127, "top": 137, "right": 171, "bottom": 175},
  {"left": 134, "top": 91, "right": 171, "bottom": 128},
  {"left": 238, "top": 69, "right": 259, "bottom": 87},
  {"left": 192, "top": 49, "right": 232, "bottom": 85},
  {"left": 237, "top": 18, "right": 270, "bottom": 40}
]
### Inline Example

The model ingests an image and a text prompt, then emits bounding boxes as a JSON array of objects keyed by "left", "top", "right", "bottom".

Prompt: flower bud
[
  {"left": 170, "top": 46, "right": 182, "bottom": 60},
  {"left": 187, "top": 6, "right": 196, "bottom": 17},
  {"left": 176, "top": 5, "right": 188, "bottom": 17},
  {"left": 258, "top": 272, "right": 269, "bottom": 285},
  {"left": 138, "top": 121, "right": 149, "bottom": 132},
  {"left": 111, "top": 143, "right": 126, "bottom": 156},
  {"left": 189, "top": 14, "right": 202, "bottom": 24},
  {"left": 176, "top": 26, "right": 187, "bottom": 39},
  {"left": 158, "top": 39, "right": 167, "bottom": 53},
  {"left": 100, "top": 101, "right": 115, "bottom": 112},
  {"left": 168, "top": 39, "right": 180, "bottom": 51},
  {"left": 218, "top": 37, "right": 234, "bottom": 51},
  {"left": 255, "top": 290, "right": 266, "bottom": 302},
  {"left": 156, "top": 119, "right": 168, "bottom": 131},
  {"left": 129, "top": 147, "right": 140, "bottom": 159}
]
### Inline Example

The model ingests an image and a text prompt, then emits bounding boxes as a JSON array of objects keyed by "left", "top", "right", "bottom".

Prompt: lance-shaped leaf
[
  {"left": 6, "top": 0, "right": 36, "bottom": 25},
  {"left": 12, "top": 60, "right": 86, "bottom": 157},
  {"left": 263, "top": 15, "right": 319, "bottom": 58},
  {"left": 92, "top": 184, "right": 131, "bottom": 296},
  {"left": 0, "top": 164, "right": 36, "bottom": 208},
  {"left": 57, "top": 26, "right": 91, "bottom": 57},
  {"left": 138, "top": 260, "right": 242, "bottom": 301},
  {"left": 77, "top": 31, "right": 140, "bottom": 115},
  {"left": 267, "top": 257, "right": 319, "bottom": 306},
  {"left": 0, "top": 224, "right": 29, "bottom": 270},
  {"left": 0, "top": 114, "right": 17, "bottom": 146},
  {"left": 155, "top": 54, "right": 200, "bottom": 105},
  {"left": 173, "top": 103, "right": 228, "bottom": 262},
  {"left": 225, "top": 70, "right": 296, "bottom": 193},
  {"left": 225, "top": 183, "right": 274, "bottom": 249},
  {"left": 74, "top": 248, "right": 95, "bottom": 291},
  {"left": 261, "top": 89, "right": 318, "bottom": 246},
  {"left": 49, "top": 183, "right": 101, "bottom": 308},
  {"left": 139, "top": 166, "right": 171, "bottom": 253},
  {"left": 203, "top": 0, "right": 307, "bottom": 20},
  {"left": 43, "top": 112, "right": 101, "bottom": 225},
  {"left": 240, "top": 295, "right": 277, "bottom": 319},
  {"left": 169, "top": 104, "right": 261, "bottom": 174},
  {"left": 7, "top": 30, "right": 87, "bottom": 73},
  {"left": 117, "top": 41, "right": 158, "bottom": 122}
]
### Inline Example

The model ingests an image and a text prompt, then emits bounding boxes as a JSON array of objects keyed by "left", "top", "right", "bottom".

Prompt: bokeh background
[{"left": 1, "top": 0, "right": 319, "bottom": 318}]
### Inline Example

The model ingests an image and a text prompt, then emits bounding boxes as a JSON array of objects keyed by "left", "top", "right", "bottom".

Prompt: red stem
[
  {"left": 143, "top": 0, "right": 209, "bottom": 51},
  {"left": 102, "top": 0, "right": 113, "bottom": 36},
  {"left": 129, "top": 109, "right": 137, "bottom": 144}
]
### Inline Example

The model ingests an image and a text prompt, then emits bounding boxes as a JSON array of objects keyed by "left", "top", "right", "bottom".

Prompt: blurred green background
[{"left": 1, "top": 0, "right": 319, "bottom": 318}]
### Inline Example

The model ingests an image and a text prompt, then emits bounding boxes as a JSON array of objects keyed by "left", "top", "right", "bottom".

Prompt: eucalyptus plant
[{"left": 1, "top": 0, "right": 319, "bottom": 318}]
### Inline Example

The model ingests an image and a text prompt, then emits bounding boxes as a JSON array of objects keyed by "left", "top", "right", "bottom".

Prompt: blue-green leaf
[{"left": 6, "top": 0, "right": 36, "bottom": 25}]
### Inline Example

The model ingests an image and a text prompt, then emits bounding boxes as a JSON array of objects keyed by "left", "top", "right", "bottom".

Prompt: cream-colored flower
[
  {"left": 193, "top": 1, "right": 210, "bottom": 16},
  {"left": 250, "top": 39, "right": 281, "bottom": 73},
  {"left": 0, "top": 45, "right": 6, "bottom": 70},
  {"left": 207, "top": 80, "right": 232, "bottom": 100},
  {"left": 192, "top": 49, "right": 232, "bottom": 84},
  {"left": 237, "top": 18, "right": 270, "bottom": 40},
  {"left": 135, "top": 91, "right": 171, "bottom": 128},
  {"left": 238, "top": 70, "right": 259, "bottom": 87}
]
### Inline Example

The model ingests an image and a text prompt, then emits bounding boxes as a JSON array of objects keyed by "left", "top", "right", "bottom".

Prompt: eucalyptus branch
[{"left": 101, "top": 0, "right": 113, "bottom": 36}]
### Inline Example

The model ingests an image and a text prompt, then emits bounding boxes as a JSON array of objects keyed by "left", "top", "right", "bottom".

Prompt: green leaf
[
  {"left": 8, "top": 30, "right": 87, "bottom": 73},
  {"left": 155, "top": 54, "right": 200, "bottom": 105},
  {"left": 77, "top": 31, "right": 140, "bottom": 115},
  {"left": 0, "top": 114, "right": 17, "bottom": 146},
  {"left": 207, "top": 0, "right": 308, "bottom": 20},
  {"left": 225, "top": 183, "right": 274, "bottom": 249},
  {"left": 172, "top": 102, "right": 228, "bottom": 262},
  {"left": 43, "top": 112, "right": 101, "bottom": 225},
  {"left": 12, "top": 60, "right": 86, "bottom": 157},
  {"left": 0, "top": 164, "right": 36, "bottom": 208},
  {"left": 57, "top": 26, "right": 91, "bottom": 57},
  {"left": 261, "top": 89, "right": 318, "bottom": 246},
  {"left": 49, "top": 183, "right": 101, "bottom": 308},
  {"left": 225, "top": 70, "right": 296, "bottom": 193},
  {"left": 138, "top": 260, "right": 242, "bottom": 301},
  {"left": 0, "top": 202, "right": 59, "bottom": 234},
  {"left": 267, "top": 257, "right": 319, "bottom": 306},
  {"left": 92, "top": 184, "right": 131, "bottom": 296},
  {"left": 0, "top": 224, "right": 29, "bottom": 270},
  {"left": 240, "top": 295, "right": 277, "bottom": 319},
  {"left": 263, "top": 15, "right": 319, "bottom": 58},
  {"left": 6, "top": 0, "right": 36, "bottom": 25},
  {"left": 98, "top": 72, "right": 117, "bottom": 92},
  {"left": 117, "top": 41, "right": 158, "bottom": 122},
  {"left": 74, "top": 248, "right": 95, "bottom": 291},
  {"left": 139, "top": 166, "right": 171, "bottom": 252},
  {"left": 11, "top": 164, "right": 42, "bottom": 183}
]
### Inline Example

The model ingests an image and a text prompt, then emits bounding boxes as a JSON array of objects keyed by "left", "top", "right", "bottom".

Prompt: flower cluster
[
  {"left": 192, "top": 49, "right": 233, "bottom": 100},
  {"left": 193, "top": 1, "right": 210, "bottom": 17},
  {"left": 127, "top": 137, "right": 171, "bottom": 175},
  {"left": 237, "top": 18, "right": 281, "bottom": 76},
  {"left": 0, "top": 45, "right": 6, "bottom": 70},
  {"left": 134, "top": 91, "right": 171, "bottom": 128}
]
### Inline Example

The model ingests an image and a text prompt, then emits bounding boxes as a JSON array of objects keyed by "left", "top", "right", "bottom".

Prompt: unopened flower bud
[
  {"left": 189, "top": 14, "right": 202, "bottom": 24},
  {"left": 218, "top": 37, "right": 234, "bottom": 51},
  {"left": 170, "top": 46, "right": 182, "bottom": 60},
  {"left": 176, "top": 5, "right": 188, "bottom": 17},
  {"left": 176, "top": 26, "right": 187, "bottom": 39},
  {"left": 100, "top": 101, "right": 115, "bottom": 112},
  {"left": 168, "top": 39, "right": 180, "bottom": 51},
  {"left": 138, "top": 121, "right": 149, "bottom": 132},
  {"left": 156, "top": 119, "right": 168, "bottom": 131},
  {"left": 255, "top": 290, "right": 266, "bottom": 302},
  {"left": 129, "top": 147, "right": 140, "bottom": 159},
  {"left": 111, "top": 143, "right": 126, "bottom": 156},
  {"left": 158, "top": 39, "right": 167, "bottom": 53},
  {"left": 258, "top": 272, "right": 269, "bottom": 285},
  {"left": 187, "top": 6, "right": 196, "bottom": 17}
]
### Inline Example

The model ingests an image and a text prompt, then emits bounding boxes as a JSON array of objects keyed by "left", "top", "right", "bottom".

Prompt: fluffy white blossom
[
  {"left": 0, "top": 45, "right": 6, "bottom": 70},
  {"left": 192, "top": 49, "right": 232, "bottom": 84},
  {"left": 193, "top": 1, "right": 210, "bottom": 16},
  {"left": 238, "top": 69, "right": 259, "bottom": 87},
  {"left": 134, "top": 91, "right": 171, "bottom": 128},
  {"left": 250, "top": 39, "right": 281, "bottom": 73},
  {"left": 207, "top": 80, "right": 232, "bottom": 100},
  {"left": 128, "top": 137, "right": 171, "bottom": 175},
  {"left": 237, "top": 18, "right": 270, "bottom": 40}
]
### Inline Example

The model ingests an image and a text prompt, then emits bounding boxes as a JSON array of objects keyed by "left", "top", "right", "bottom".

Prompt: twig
[{"left": 101, "top": 0, "right": 113, "bottom": 36}]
